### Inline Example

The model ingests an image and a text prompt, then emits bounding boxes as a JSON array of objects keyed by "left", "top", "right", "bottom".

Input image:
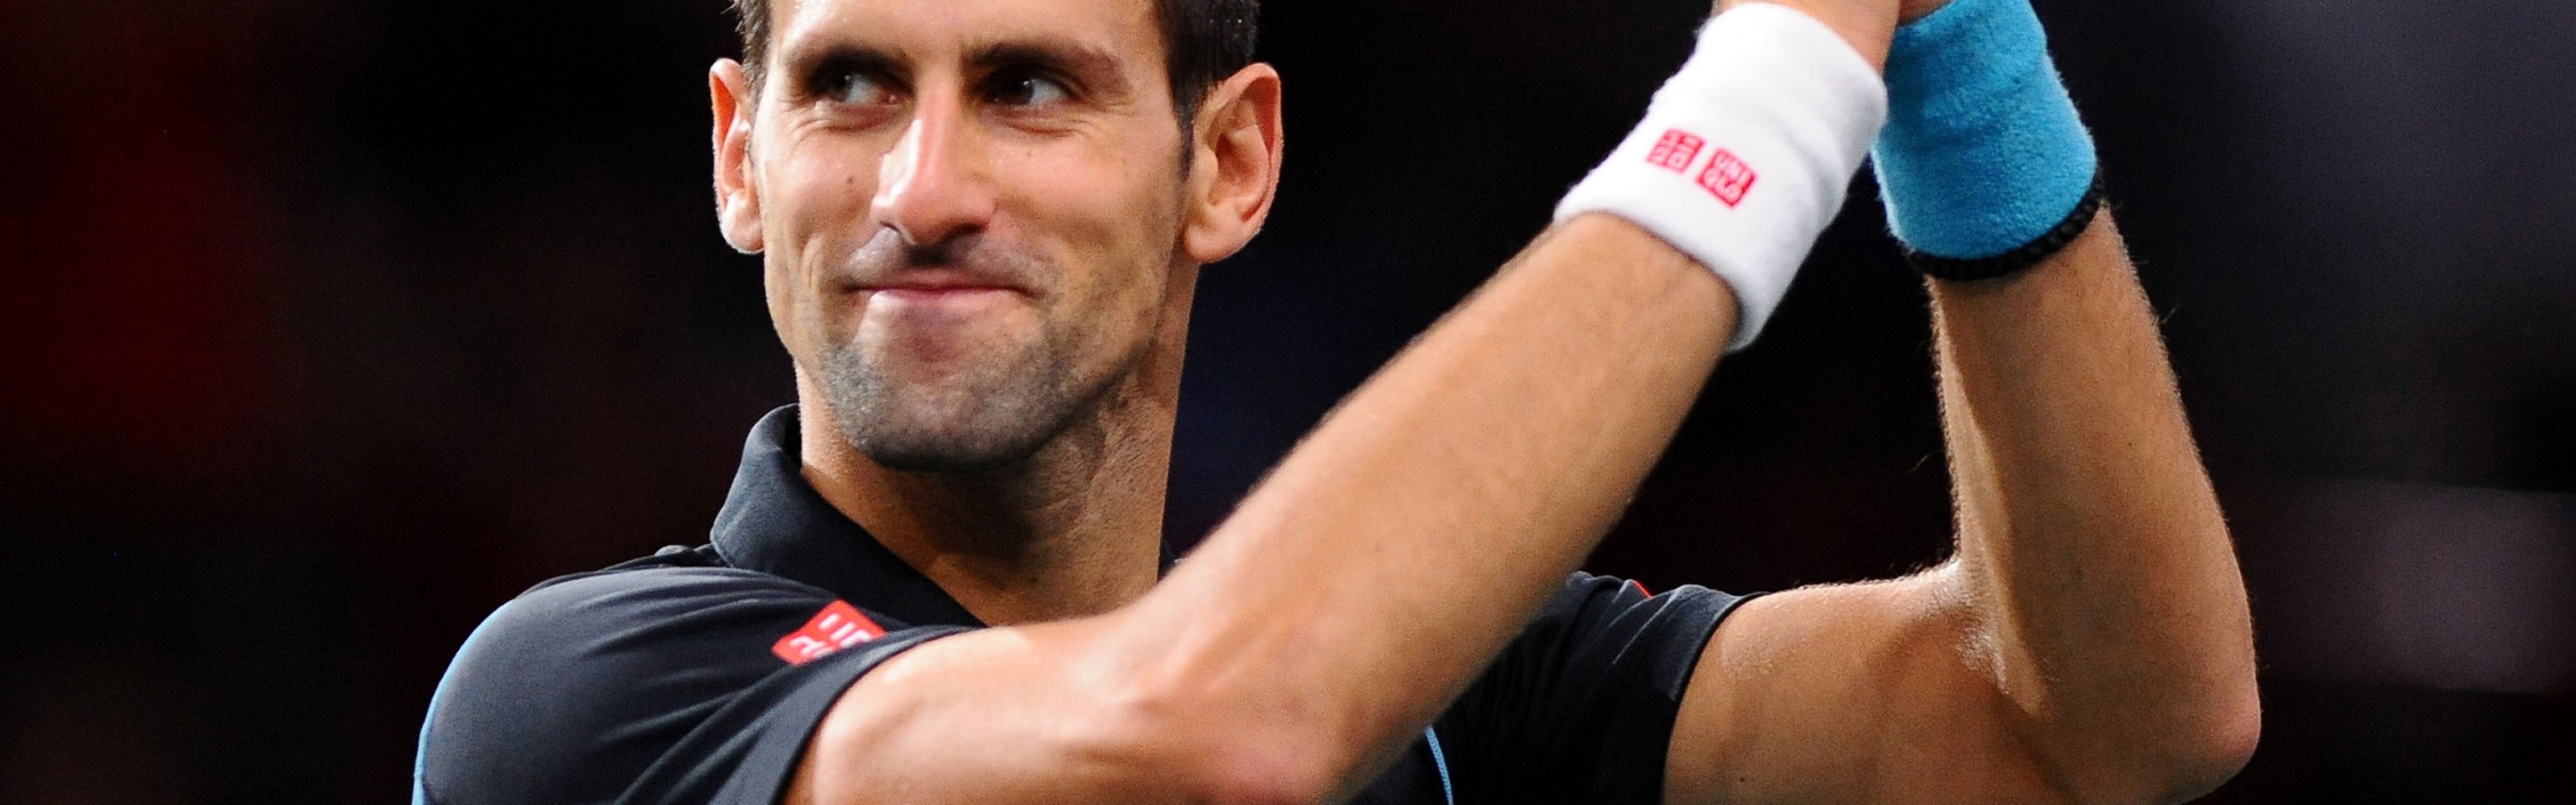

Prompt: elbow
[
  {"left": 2154, "top": 685, "right": 2262, "bottom": 804},
  {"left": 2072, "top": 682, "right": 2262, "bottom": 805},
  {"left": 2154, "top": 637, "right": 2265, "bottom": 804}
]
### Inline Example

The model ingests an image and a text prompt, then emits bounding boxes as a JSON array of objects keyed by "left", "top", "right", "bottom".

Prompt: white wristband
[{"left": 1554, "top": 4, "right": 1888, "bottom": 350}]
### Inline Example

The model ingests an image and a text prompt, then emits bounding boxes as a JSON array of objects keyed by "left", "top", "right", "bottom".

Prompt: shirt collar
[{"left": 708, "top": 405, "right": 987, "bottom": 630}]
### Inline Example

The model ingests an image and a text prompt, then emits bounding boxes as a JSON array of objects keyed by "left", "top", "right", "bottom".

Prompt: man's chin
[
  {"left": 813, "top": 347, "right": 1088, "bottom": 475},
  {"left": 838, "top": 409, "right": 1063, "bottom": 474},
  {"left": 859, "top": 437, "right": 1040, "bottom": 474}
]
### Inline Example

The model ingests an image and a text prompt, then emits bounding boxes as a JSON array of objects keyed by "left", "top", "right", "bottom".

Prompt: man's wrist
[
  {"left": 1871, "top": 0, "right": 2097, "bottom": 278},
  {"left": 1555, "top": 4, "right": 1887, "bottom": 350}
]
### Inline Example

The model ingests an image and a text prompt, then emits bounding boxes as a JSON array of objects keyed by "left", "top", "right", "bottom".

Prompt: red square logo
[
  {"left": 1646, "top": 129, "right": 1704, "bottom": 174},
  {"left": 1695, "top": 148, "right": 1758, "bottom": 208},
  {"left": 772, "top": 600, "right": 887, "bottom": 665}
]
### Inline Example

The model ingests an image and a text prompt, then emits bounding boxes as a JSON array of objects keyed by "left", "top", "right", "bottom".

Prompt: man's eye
[
  {"left": 819, "top": 71, "right": 894, "bottom": 106},
  {"left": 987, "top": 72, "right": 1072, "bottom": 107}
]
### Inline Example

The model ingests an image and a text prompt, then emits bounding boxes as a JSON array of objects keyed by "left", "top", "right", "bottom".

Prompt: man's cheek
[{"left": 773, "top": 142, "right": 885, "bottom": 222}]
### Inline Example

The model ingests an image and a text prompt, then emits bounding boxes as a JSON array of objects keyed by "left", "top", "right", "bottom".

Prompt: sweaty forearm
[
  {"left": 1929, "top": 214, "right": 2258, "bottom": 801},
  {"left": 1135, "top": 215, "right": 1732, "bottom": 791}
]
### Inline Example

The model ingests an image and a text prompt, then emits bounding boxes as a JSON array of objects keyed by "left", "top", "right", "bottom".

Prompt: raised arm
[
  {"left": 1936, "top": 213, "right": 2258, "bottom": 799},
  {"left": 1668, "top": 214, "right": 2259, "bottom": 805},
  {"left": 784, "top": 5, "right": 1899, "bottom": 802},
  {"left": 1665, "top": 1, "right": 2260, "bottom": 802}
]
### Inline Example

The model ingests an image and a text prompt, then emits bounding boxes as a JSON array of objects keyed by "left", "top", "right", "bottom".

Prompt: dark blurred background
[{"left": 4, "top": 0, "right": 2572, "bottom": 801}]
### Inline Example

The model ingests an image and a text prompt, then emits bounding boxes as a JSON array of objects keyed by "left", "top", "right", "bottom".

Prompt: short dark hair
[{"left": 727, "top": 0, "right": 1258, "bottom": 124}]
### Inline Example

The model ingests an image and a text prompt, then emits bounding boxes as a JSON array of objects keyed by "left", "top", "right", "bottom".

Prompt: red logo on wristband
[
  {"left": 1696, "top": 148, "right": 1758, "bottom": 208},
  {"left": 772, "top": 600, "right": 886, "bottom": 665},
  {"left": 1647, "top": 129, "right": 1704, "bottom": 174}
]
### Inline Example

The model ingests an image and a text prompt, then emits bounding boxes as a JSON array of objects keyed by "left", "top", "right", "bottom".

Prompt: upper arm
[
  {"left": 790, "top": 574, "right": 1745, "bottom": 805},
  {"left": 1662, "top": 565, "right": 2072, "bottom": 805},
  {"left": 784, "top": 614, "right": 1337, "bottom": 805}
]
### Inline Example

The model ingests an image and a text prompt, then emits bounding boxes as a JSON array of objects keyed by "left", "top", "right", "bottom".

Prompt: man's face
[{"left": 736, "top": 0, "right": 1191, "bottom": 471}]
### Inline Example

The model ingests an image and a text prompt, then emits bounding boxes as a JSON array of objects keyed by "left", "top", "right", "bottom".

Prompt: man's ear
[
  {"left": 712, "top": 59, "right": 765, "bottom": 254},
  {"left": 1181, "top": 64, "right": 1284, "bottom": 265}
]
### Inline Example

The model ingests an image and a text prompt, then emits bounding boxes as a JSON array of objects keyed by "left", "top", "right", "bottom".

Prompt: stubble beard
[{"left": 814, "top": 320, "right": 1102, "bottom": 473}]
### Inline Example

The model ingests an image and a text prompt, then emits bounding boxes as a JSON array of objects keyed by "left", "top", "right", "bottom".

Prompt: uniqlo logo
[
  {"left": 1646, "top": 129, "right": 1704, "bottom": 174},
  {"left": 772, "top": 600, "right": 887, "bottom": 665},
  {"left": 1695, "top": 148, "right": 1758, "bottom": 207}
]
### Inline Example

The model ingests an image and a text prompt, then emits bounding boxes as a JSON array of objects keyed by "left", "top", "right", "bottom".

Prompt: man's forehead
[{"left": 770, "top": 0, "right": 1162, "bottom": 64}]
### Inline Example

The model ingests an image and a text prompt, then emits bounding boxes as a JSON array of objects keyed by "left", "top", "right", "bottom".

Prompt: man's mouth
[
  {"left": 869, "top": 283, "right": 1012, "bottom": 296},
  {"left": 850, "top": 269, "right": 1030, "bottom": 328},
  {"left": 852, "top": 265, "right": 1031, "bottom": 297},
  {"left": 861, "top": 284, "right": 1020, "bottom": 309}
]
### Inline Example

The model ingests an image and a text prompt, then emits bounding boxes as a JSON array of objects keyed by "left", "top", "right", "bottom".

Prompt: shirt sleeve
[
  {"left": 412, "top": 567, "right": 966, "bottom": 805},
  {"left": 1430, "top": 572, "right": 1754, "bottom": 804}
]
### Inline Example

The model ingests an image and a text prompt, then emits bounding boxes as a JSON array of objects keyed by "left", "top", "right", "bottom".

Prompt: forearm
[
  {"left": 1133, "top": 214, "right": 1732, "bottom": 791},
  {"left": 1931, "top": 213, "right": 2258, "bottom": 800}
]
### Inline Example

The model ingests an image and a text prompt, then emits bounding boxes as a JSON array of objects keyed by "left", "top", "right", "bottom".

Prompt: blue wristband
[{"left": 1872, "top": 0, "right": 2097, "bottom": 263}]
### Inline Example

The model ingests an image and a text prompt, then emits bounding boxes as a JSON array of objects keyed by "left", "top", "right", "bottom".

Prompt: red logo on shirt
[
  {"left": 772, "top": 600, "right": 887, "bottom": 665},
  {"left": 1647, "top": 129, "right": 1705, "bottom": 174},
  {"left": 1696, "top": 148, "right": 1758, "bottom": 208}
]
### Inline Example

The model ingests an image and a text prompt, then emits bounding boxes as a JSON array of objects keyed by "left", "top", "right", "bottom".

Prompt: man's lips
[
  {"left": 849, "top": 274, "right": 1030, "bottom": 318},
  {"left": 850, "top": 268, "right": 1030, "bottom": 299},
  {"left": 866, "top": 284, "right": 1015, "bottom": 299}
]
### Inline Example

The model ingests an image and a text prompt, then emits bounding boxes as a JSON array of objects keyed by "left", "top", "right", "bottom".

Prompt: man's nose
[{"left": 872, "top": 97, "right": 996, "bottom": 248}]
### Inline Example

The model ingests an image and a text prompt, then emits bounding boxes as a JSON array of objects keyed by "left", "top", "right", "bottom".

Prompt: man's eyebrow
[
  {"left": 962, "top": 38, "right": 1127, "bottom": 82},
  {"left": 778, "top": 40, "right": 904, "bottom": 86}
]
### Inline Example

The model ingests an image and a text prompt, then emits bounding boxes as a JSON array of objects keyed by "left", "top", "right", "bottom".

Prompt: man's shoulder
[
  {"left": 505, "top": 545, "right": 826, "bottom": 615},
  {"left": 442, "top": 545, "right": 856, "bottom": 717},
  {"left": 416, "top": 547, "right": 852, "bottom": 805},
  {"left": 462, "top": 546, "right": 850, "bottom": 663}
]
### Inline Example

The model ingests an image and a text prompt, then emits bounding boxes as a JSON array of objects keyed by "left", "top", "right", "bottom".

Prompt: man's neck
[{"left": 794, "top": 378, "right": 1174, "bottom": 627}]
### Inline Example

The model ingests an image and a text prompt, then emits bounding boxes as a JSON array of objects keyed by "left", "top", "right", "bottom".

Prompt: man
[{"left": 415, "top": 0, "right": 2260, "bottom": 801}]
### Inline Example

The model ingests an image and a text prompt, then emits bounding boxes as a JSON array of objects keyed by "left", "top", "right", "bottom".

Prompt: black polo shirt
[{"left": 414, "top": 406, "right": 1754, "bottom": 804}]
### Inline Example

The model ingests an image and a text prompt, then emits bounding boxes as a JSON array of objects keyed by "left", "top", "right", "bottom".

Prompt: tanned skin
[
  {"left": 702, "top": 0, "right": 2258, "bottom": 801},
  {"left": 1663, "top": 4, "right": 2257, "bottom": 803},
  {"left": 1665, "top": 217, "right": 2261, "bottom": 805}
]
